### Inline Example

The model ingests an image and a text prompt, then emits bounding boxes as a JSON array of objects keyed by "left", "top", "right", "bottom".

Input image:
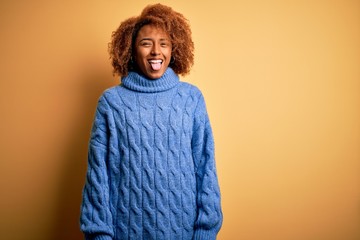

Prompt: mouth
[{"left": 148, "top": 59, "right": 163, "bottom": 71}]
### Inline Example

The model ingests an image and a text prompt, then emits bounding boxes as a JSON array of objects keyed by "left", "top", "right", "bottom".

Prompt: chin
[
  {"left": 147, "top": 70, "right": 165, "bottom": 79},
  {"left": 148, "top": 75, "right": 161, "bottom": 80}
]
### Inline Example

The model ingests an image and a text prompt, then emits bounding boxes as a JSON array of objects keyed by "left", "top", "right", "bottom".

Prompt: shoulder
[
  {"left": 101, "top": 85, "right": 121, "bottom": 100},
  {"left": 177, "top": 81, "right": 203, "bottom": 99},
  {"left": 175, "top": 82, "right": 208, "bottom": 116},
  {"left": 94, "top": 85, "right": 123, "bottom": 110}
]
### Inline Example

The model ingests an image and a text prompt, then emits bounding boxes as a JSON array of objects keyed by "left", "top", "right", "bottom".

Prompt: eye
[
  {"left": 160, "top": 41, "right": 170, "bottom": 47},
  {"left": 140, "top": 41, "right": 152, "bottom": 47}
]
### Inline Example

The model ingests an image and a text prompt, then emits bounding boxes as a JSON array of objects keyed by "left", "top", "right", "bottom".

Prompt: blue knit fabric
[{"left": 80, "top": 68, "right": 222, "bottom": 240}]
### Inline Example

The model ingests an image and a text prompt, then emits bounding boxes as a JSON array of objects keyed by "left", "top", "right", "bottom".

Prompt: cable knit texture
[{"left": 80, "top": 68, "right": 222, "bottom": 239}]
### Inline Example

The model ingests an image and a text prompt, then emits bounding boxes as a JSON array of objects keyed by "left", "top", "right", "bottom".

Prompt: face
[{"left": 134, "top": 25, "right": 172, "bottom": 79}]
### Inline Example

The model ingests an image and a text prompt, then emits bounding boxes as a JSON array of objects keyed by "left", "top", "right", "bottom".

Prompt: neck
[{"left": 121, "top": 68, "right": 179, "bottom": 93}]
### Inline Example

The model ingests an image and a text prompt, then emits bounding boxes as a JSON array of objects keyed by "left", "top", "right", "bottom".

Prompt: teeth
[{"left": 149, "top": 60, "right": 162, "bottom": 63}]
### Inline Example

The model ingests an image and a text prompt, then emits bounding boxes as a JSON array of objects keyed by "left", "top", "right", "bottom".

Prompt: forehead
[{"left": 136, "top": 25, "right": 170, "bottom": 40}]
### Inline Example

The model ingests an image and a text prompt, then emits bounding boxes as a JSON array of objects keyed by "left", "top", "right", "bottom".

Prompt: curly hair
[{"left": 109, "top": 4, "right": 194, "bottom": 77}]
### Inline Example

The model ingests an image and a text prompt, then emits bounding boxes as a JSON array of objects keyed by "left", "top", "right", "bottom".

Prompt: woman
[{"left": 80, "top": 4, "right": 223, "bottom": 240}]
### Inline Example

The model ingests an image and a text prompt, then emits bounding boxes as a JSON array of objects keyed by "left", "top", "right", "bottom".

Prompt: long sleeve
[
  {"left": 80, "top": 96, "right": 114, "bottom": 240},
  {"left": 192, "top": 93, "right": 223, "bottom": 240}
]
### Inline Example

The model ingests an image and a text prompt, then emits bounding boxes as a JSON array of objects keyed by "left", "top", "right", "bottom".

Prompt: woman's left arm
[{"left": 192, "top": 92, "right": 223, "bottom": 240}]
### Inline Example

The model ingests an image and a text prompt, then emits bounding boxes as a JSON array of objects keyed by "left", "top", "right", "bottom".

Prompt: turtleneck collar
[{"left": 121, "top": 68, "right": 179, "bottom": 93}]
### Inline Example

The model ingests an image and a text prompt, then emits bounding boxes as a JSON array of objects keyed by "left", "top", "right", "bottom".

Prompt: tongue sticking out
[{"left": 150, "top": 62, "right": 162, "bottom": 71}]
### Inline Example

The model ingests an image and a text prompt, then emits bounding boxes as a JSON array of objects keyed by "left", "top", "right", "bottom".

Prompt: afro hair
[{"left": 109, "top": 3, "right": 194, "bottom": 77}]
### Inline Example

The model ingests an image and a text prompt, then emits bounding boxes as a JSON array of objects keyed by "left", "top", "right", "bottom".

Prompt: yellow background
[{"left": 0, "top": 0, "right": 359, "bottom": 239}]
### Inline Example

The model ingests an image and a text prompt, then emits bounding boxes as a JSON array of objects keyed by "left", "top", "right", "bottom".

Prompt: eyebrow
[
  {"left": 139, "top": 38, "right": 152, "bottom": 41},
  {"left": 139, "top": 37, "right": 170, "bottom": 42}
]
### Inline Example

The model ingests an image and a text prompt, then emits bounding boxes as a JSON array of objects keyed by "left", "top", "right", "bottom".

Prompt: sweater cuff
[
  {"left": 85, "top": 234, "right": 112, "bottom": 240},
  {"left": 193, "top": 229, "right": 217, "bottom": 240},
  {"left": 94, "top": 235, "right": 112, "bottom": 240}
]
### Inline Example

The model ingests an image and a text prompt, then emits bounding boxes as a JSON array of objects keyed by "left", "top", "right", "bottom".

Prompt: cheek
[
  {"left": 164, "top": 49, "right": 172, "bottom": 60},
  {"left": 135, "top": 50, "right": 147, "bottom": 66},
  {"left": 135, "top": 49, "right": 143, "bottom": 60}
]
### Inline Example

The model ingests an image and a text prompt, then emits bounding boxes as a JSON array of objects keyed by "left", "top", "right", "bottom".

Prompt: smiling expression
[{"left": 134, "top": 25, "right": 172, "bottom": 79}]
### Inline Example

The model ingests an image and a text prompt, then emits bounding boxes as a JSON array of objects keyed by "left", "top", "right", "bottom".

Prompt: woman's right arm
[{"left": 80, "top": 96, "right": 114, "bottom": 240}]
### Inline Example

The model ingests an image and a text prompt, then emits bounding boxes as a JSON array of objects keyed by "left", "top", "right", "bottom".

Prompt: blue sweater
[{"left": 80, "top": 68, "right": 222, "bottom": 240}]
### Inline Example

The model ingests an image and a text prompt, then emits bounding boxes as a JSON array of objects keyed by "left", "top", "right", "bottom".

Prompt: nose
[{"left": 151, "top": 43, "right": 160, "bottom": 55}]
